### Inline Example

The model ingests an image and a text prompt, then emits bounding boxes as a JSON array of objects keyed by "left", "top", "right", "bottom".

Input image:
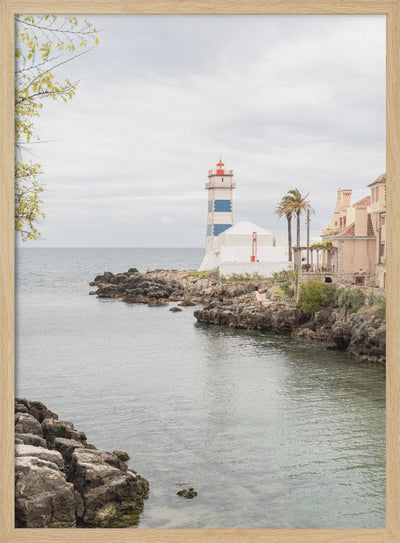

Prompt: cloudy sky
[{"left": 19, "top": 15, "right": 385, "bottom": 247}]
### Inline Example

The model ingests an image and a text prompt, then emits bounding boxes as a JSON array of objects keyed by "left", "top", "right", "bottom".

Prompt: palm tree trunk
[
  {"left": 296, "top": 211, "right": 301, "bottom": 247},
  {"left": 287, "top": 215, "right": 292, "bottom": 262}
]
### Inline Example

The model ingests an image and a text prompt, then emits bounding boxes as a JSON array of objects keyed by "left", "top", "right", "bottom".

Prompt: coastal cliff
[
  {"left": 15, "top": 398, "right": 149, "bottom": 528},
  {"left": 90, "top": 269, "right": 386, "bottom": 365}
]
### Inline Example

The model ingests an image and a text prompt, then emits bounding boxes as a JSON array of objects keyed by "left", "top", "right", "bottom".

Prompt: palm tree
[
  {"left": 275, "top": 195, "right": 295, "bottom": 262},
  {"left": 286, "top": 188, "right": 313, "bottom": 249}
]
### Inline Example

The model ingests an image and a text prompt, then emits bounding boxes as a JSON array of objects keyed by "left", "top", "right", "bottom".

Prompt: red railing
[{"left": 208, "top": 169, "right": 233, "bottom": 176}]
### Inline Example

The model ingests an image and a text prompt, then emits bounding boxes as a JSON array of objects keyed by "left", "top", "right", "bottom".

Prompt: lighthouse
[{"left": 199, "top": 159, "right": 235, "bottom": 271}]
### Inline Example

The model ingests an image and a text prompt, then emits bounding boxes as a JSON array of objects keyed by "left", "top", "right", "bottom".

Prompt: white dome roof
[{"left": 222, "top": 221, "right": 272, "bottom": 236}]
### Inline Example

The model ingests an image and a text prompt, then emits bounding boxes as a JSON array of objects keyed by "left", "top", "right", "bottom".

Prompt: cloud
[{"left": 19, "top": 15, "right": 385, "bottom": 247}]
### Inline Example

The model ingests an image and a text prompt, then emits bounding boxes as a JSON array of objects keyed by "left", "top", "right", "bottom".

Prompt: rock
[
  {"left": 41, "top": 418, "right": 87, "bottom": 445},
  {"left": 70, "top": 448, "right": 148, "bottom": 527},
  {"left": 113, "top": 450, "right": 130, "bottom": 462},
  {"left": 54, "top": 437, "right": 85, "bottom": 465},
  {"left": 15, "top": 444, "right": 65, "bottom": 470},
  {"left": 42, "top": 418, "right": 73, "bottom": 443},
  {"left": 15, "top": 433, "right": 47, "bottom": 448},
  {"left": 177, "top": 487, "right": 198, "bottom": 499},
  {"left": 148, "top": 300, "right": 167, "bottom": 307},
  {"left": 15, "top": 413, "right": 43, "bottom": 437},
  {"left": 74, "top": 490, "right": 85, "bottom": 519},
  {"left": 169, "top": 306, "right": 182, "bottom": 312},
  {"left": 14, "top": 399, "right": 149, "bottom": 528},
  {"left": 15, "top": 398, "right": 58, "bottom": 422},
  {"left": 178, "top": 300, "right": 196, "bottom": 306},
  {"left": 15, "top": 455, "right": 76, "bottom": 528}
]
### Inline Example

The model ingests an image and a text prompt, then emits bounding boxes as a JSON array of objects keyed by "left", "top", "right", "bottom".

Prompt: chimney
[
  {"left": 355, "top": 206, "right": 368, "bottom": 237},
  {"left": 341, "top": 190, "right": 352, "bottom": 208},
  {"left": 334, "top": 189, "right": 343, "bottom": 213}
]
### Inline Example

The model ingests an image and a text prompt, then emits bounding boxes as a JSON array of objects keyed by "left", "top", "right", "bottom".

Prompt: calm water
[{"left": 15, "top": 248, "right": 386, "bottom": 528}]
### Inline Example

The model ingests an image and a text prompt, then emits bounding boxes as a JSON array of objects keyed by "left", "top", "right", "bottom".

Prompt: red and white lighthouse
[{"left": 199, "top": 158, "right": 236, "bottom": 271}]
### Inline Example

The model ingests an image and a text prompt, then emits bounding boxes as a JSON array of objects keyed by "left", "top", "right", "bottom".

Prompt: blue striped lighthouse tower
[{"left": 199, "top": 159, "right": 236, "bottom": 270}]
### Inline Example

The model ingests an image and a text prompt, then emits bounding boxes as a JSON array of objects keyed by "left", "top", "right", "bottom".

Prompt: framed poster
[{"left": 1, "top": 1, "right": 399, "bottom": 542}]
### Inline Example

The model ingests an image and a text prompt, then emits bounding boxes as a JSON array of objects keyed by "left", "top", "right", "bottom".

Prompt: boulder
[
  {"left": 15, "top": 413, "right": 43, "bottom": 437},
  {"left": 42, "top": 418, "right": 77, "bottom": 444},
  {"left": 15, "top": 455, "right": 76, "bottom": 528},
  {"left": 177, "top": 487, "right": 198, "bottom": 499},
  {"left": 69, "top": 448, "right": 148, "bottom": 527},
  {"left": 15, "top": 444, "right": 65, "bottom": 470},
  {"left": 15, "top": 398, "right": 58, "bottom": 422},
  {"left": 113, "top": 450, "right": 130, "bottom": 462},
  {"left": 54, "top": 437, "right": 85, "bottom": 464},
  {"left": 14, "top": 399, "right": 149, "bottom": 528},
  {"left": 15, "top": 432, "right": 47, "bottom": 448}
]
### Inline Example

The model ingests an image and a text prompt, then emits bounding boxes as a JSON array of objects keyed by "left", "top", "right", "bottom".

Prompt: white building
[{"left": 199, "top": 160, "right": 290, "bottom": 276}]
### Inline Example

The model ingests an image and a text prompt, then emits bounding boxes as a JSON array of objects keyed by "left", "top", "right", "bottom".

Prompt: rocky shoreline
[
  {"left": 15, "top": 398, "right": 149, "bottom": 528},
  {"left": 90, "top": 268, "right": 386, "bottom": 365}
]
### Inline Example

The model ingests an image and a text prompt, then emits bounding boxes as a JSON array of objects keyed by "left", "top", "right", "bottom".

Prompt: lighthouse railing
[
  {"left": 205, "top": 181, "right": 236, "bottom": 189},
  {"left": 208, "top": 169, "right": 234, "bottom": 176}
]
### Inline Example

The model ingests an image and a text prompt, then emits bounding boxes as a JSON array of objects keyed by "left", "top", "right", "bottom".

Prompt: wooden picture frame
[{"left": 1, "top": 1, "right": 398, "bottom": 541}]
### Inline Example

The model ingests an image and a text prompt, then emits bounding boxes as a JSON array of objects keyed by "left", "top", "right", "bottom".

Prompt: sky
[{"left": 18, "top": 15, "right": 386, "bottom": 247}]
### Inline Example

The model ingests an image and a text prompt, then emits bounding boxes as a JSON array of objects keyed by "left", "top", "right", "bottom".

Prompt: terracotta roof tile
[
  {"left": 334, "top": 215, "right": 375, "bottom": 238},
  {"left": 335, "top": 222, "right": 355, "bottom": 238},
  {"left": 367, "top": 172, "right": 386, "bottom": 187},
  {"left": 353, "top": 195, "right": 371, "bottom": 208}
]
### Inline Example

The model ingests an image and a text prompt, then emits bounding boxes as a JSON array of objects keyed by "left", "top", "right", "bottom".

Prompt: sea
[{"left": 15, "top": 247, "right": 386, "bottom": 529}]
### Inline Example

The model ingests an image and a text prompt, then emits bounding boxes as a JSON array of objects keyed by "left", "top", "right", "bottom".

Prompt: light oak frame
[{"left": 0, "top": 1, "right": 398, "bottom": 542}]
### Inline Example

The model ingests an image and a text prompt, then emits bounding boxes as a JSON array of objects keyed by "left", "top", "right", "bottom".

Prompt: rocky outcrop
[
  {"left": 89, "top": 268, "right": 385, "bottom": 365},
  {"left": 15, "top": 398, "right": 149, "bottom": 528},
  {"left": 195, "top": 302, "right": 386, "bottom": 365},
  {"left": 90, "top": 269, "right": 260, "bottom": 306}
]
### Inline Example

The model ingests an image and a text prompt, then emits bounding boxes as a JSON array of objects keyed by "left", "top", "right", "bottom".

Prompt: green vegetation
[
  {"left": 268, "top": 282, "right": 294, "bottom": 301},
  {"left": 267, "top": 269, "right": 296, "bottom": 300},
  {"left": 336, "top": 288, "right": 366, "bottom": 313},
  {"left": 272, "top": 269, "right": 296, "bottom": 282},
  {"left": 15, "top": 15, "right": 99, "bottom": 240},
  {"left": 275, "top": 189, "right": 314, "bottom": 262},
  {"left": 311, "top": 241, "right": 333, "bottom": 250},
  {"left": 221, "top": 272, "right": 266, "bottom": 282},
  {"left": 357, "top": 292, "right": 386, "bottom": 320},
  {"left": 298, "top": 280, "right": 336, "bottom": 315},
  {"left": 113, "top": 450, "right": 130, "bottom": 462},
  {"left": 187, "top": 268, "right": 219, "bottom": 278}
]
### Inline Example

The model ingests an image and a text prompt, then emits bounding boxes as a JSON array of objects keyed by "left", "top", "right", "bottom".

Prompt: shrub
[
  {"left": 223, "top": 272, "right": 265, "bottom": 282},
  {"left": 376, "top": 304, "right": 386, "bottom": 320},
  {"left": 272, "top": 269, "right": 296, "bottom": 283},
  {"left": 337, "top": 288, "right": 366, "bottom": 312},
  {"left": 298, "top": 280, "right": 336, "bottom": 315},
  {"left": 268, "top": 282, "right": 294, "bottom": 301},
  {"left": 281, "top": 281, "right": 295, "bottom": 298}
]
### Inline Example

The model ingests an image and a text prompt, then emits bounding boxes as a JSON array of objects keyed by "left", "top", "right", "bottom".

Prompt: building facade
[{"left": 320, "top": 172, "right": 386, "bottom": 288}]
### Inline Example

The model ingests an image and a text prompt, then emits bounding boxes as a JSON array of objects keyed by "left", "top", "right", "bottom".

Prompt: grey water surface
[{"left": 15, "top": 247, "right": 385, "bottom": 528}]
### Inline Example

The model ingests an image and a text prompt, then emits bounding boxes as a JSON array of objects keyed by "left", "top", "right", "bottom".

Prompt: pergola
[{"left": 292, "top": 245, "right": 337, "bottom": 273}]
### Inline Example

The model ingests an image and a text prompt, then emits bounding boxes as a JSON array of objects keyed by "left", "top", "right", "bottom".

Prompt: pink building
[{"left": 320, "top": 173, "right": 386, "bottom": 288}]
